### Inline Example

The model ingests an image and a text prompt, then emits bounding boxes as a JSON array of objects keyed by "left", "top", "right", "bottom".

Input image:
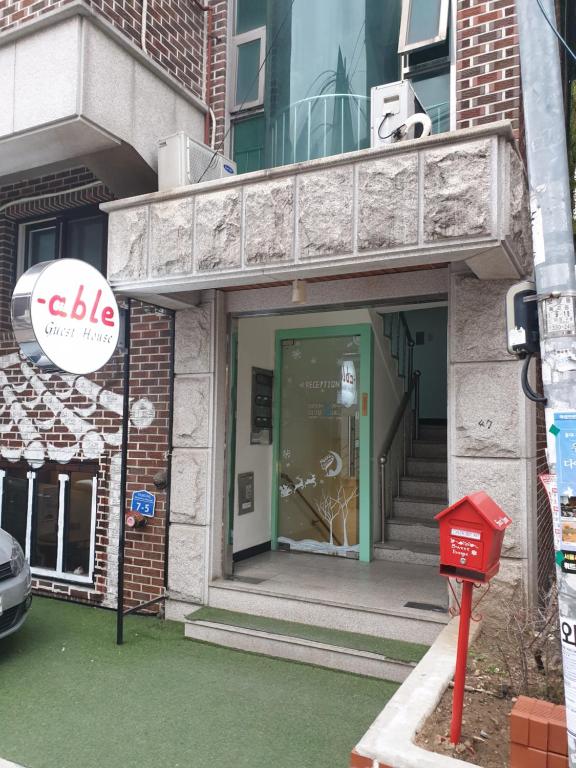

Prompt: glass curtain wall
[
  {"left": 266, "top": 0, "right": 401, "bottom": 166},
  {"left": 232, "top": 0, "right": 451, "bottom": 171},
  {"left": 233, "top": 0, "right": 402, "bottom": 172}
]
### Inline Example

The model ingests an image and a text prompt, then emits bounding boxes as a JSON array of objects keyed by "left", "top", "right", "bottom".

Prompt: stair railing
[
  {"left": 383, "top": 312, "right": 415, "bottom": 392},
  {"left": 399, "top": 313, "right": 415, "bottom": 390},
  {"left": 379, "top": 370, "right": 421, "bottom": 540}
]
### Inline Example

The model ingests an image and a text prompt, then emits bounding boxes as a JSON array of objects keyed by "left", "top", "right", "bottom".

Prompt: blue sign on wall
[{"left": 130, "top": 489, "right": 156, "bottom": 518}]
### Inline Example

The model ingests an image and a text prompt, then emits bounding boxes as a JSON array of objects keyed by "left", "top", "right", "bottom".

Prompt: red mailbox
[
  {"left": 436, "top": 492, "right": 512, "bottom": 746},
  {"left": 435, "top": 492, "right": 512, "bottom": 583}
]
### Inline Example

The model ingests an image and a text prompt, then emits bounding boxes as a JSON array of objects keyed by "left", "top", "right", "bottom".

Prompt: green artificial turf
[
  {"left": 0, "top": 598, "right": 397, "bottom": 768},
  {"left": 188, "top": 607, "right": 429, "bottom": 664}
]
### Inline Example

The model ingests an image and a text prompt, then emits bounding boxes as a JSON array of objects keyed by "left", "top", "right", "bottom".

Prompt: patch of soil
[
  {"left": 415, "top": 686, "right": 511, "bottom": 768},
  {"left": 415, "top": 614, "right": 564, "bottom": 767}
]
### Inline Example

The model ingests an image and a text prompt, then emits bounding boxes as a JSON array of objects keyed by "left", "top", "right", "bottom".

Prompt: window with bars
[{"left": 0, "top": 464, "right": 98, "bottom": 584}]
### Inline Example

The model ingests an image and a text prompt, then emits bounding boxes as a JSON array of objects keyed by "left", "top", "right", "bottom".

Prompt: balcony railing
[
  {"left": 270, "top": 93, "right": 371, "bottom": 167},
  {"left": 242, "top": 95, "right": 450, "bottom": 170}
]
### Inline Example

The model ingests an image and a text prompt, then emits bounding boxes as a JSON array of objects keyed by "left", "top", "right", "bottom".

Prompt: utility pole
[{"left": 517, "top": 0, "right": 576, "bottom": 763}]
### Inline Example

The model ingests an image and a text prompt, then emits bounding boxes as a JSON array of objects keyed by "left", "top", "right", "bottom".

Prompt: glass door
[{"left": 272, "top": 325, "right": 372, "bottom": 561}]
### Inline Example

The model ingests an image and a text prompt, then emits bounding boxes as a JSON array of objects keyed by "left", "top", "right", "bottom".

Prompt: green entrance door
[{"left": 272, "top": 325, "right": 372, "bottom": 562}]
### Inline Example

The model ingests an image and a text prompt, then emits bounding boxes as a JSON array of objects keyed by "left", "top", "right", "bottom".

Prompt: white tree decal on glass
[
  {"left": 335, "top": 486, "right": 359, "bottom": 548},
  {"left": 317, "top": 490, "right": 339, "bottom": 546},
  {"left": 316, "top": 485, "right": 358, "bottom": 548}
]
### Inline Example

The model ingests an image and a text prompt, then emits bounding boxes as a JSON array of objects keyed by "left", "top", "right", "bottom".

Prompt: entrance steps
[
  {"left": 373, "top": 539, "right": 439, "bottom": 566},
  {"left": 376, "top": 422, "right": 447, "bottom": 568},
  {"left": 184, "top": 607, "right": 429, "bottom": 682},
  {"left": 206, "top": 578, "right": 447, "bottom": 646}
]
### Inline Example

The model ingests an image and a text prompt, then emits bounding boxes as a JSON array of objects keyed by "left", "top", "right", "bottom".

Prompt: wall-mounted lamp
[{"left": 291, "top": 279, "right": 307, "bottom": 305}]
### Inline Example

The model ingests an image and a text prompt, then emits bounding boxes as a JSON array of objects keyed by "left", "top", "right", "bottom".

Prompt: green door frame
[
  {"left": 271, "top": 324, "right": 374, "bottom": 563},
  {"left": 226, "top": 329, "right": 239, "bottom": 550}
]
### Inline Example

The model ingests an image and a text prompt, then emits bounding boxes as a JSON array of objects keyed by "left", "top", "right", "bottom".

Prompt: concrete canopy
[{"left": 0, "top": 2, "right": 206, "bottom": 197}]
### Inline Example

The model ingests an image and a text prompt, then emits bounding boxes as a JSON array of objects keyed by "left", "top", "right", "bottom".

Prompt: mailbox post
[{"left": 435, "top": 492, "right": 512, "bottom": 744}]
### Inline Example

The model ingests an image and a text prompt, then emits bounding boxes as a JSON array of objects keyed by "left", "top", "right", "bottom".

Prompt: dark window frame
[{"left": 16, "top": 205, "right": 108, "bottom": 276}]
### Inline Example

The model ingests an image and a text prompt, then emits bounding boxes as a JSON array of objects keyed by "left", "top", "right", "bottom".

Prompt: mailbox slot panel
[{"left": 439, "top": 564, "right": 490, "bottom": 582}]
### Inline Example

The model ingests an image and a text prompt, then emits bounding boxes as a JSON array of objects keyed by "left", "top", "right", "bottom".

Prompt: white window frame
[
  {"left": 398, "top": 0, "right": 450, "bottom": 54},
  {"left": 0, "top": 466, "right": 98, "bottom": 585},
  {"left": 230, "top": 26, "right": 267, "bottom": 113}
]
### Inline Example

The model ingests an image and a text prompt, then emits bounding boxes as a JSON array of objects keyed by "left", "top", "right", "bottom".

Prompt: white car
[{"left": 0, "top": 528, "right": 31, "bottom": 640}]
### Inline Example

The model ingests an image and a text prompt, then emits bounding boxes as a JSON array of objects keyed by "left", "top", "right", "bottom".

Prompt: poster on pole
[
  {"left": 560, "top": 615, "right": 576, "bottom": 751},
  {"left": 553, "top": 413, "right": 576, "bottom": 554},
  {"left": 539, "top": 473, "right": 562, "bottom": 552}
]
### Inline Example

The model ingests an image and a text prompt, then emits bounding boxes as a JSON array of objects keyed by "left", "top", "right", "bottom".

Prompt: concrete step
[
  {"left": 411, "top": 441, "right": 447, "bottom": 459},
  {"left": 207, "top": 580, "right": 447, "bottom": 646},
  {"left": 385, "top": 517, "right": 439, "bottom": 546},
  {"left": 184, "top": 608, "right": 429, "bottom": 683},
  {"left": 400, "top": 476, "right": 448, "bottom": 498},
  {"left": 373, "top": 539, "right": 440, "bottom": 567},
  {"left": 406, "top": 457, "right": 447, "bottom": 479},
  {"left": 418, "top": 424, "right": 447, "bottom": 442},
  {"left": 392, "top": 496, "right": 447, "bottom": 521}
]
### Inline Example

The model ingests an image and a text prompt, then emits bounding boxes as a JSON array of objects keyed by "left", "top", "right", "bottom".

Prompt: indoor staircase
[{"left": 375, "top": 421, "right": 447, "bottom": 565}]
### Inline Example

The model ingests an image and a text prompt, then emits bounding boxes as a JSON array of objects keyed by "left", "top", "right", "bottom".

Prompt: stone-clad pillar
[
  {"left": 167, "top": 294, "right": 218, "bottom": 615},
  {"left": 448, "top": 269, "right": 537, "bottom": 603}
]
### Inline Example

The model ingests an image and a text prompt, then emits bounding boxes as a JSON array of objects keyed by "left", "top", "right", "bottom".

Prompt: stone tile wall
[
  {"left": 448, "top": 269, "right": 537, "bottom": 599},
  {"left": 106, "top": 132, "right": 530, "bottom": 292},
  {"left": 167, "top": 296, "right": 217, "bottom": 604}
]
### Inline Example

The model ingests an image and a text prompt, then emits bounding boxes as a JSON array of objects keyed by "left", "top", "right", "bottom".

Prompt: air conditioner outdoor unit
[
  {"left": 157, "top": 132, "right": 236, "bottom": 191},
  {"left": 370, "top": 80, "right": 427, "bottom": 148}
]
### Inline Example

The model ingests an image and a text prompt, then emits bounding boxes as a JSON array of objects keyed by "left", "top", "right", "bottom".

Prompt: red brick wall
[
  {"left": 456, "top": 0, "right": 522, "bottom": 136},
  {"left": 0, "top": 169, "right": 173, "bottom": 611},
  {"left": 0, "top": 0, "right": 206, "bottom": 100},
  {"left": 510, "top": 696, "right": 567, "bottom": 768},
  {"left": 123, "top": 304, "right": 173, "bottom": 611}
]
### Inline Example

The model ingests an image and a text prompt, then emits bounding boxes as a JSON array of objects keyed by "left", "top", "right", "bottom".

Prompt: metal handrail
[
  {"left": 384, "top": 311, "right": 414, "bottom": 391},
  {"left": 270, "top": 93, "right": 371, "bottom": 166},
  {"left": 379, "top": 370, "right": 421, "bottom": 535},
  {"left": 398, "top": 312, "right": 414, "bottom": 347},
  {"left": 379, "top": 370, "right": 421, "bottom": 464}
]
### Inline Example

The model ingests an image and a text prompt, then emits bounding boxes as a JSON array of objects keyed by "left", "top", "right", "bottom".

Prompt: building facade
[{"left": 0, "top": 0, "right": 563, "bottom": 637}]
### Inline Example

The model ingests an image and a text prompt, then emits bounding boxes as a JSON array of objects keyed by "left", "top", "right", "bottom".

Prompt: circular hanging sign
[{"left": 11, "top": 259, "right": 120, "bottom": 375}]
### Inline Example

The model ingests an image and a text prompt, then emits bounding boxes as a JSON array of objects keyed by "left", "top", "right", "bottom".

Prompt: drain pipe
[
  {"left": 191, "top": 0, "right": 214, "bottom": 146},
  {"left": 163, "top": 310, "right": 176, "bottom": 593},
  {"left": 141, "top": 0, "right": 148, "bottom": 52},
  {"left": 517, "top": 1, "right": 576, "bottom": 763}
]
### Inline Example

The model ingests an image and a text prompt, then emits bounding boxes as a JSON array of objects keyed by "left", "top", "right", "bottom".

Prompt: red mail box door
[{"left": 446, "top": 522, "right": 484, "bottom": 571}]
